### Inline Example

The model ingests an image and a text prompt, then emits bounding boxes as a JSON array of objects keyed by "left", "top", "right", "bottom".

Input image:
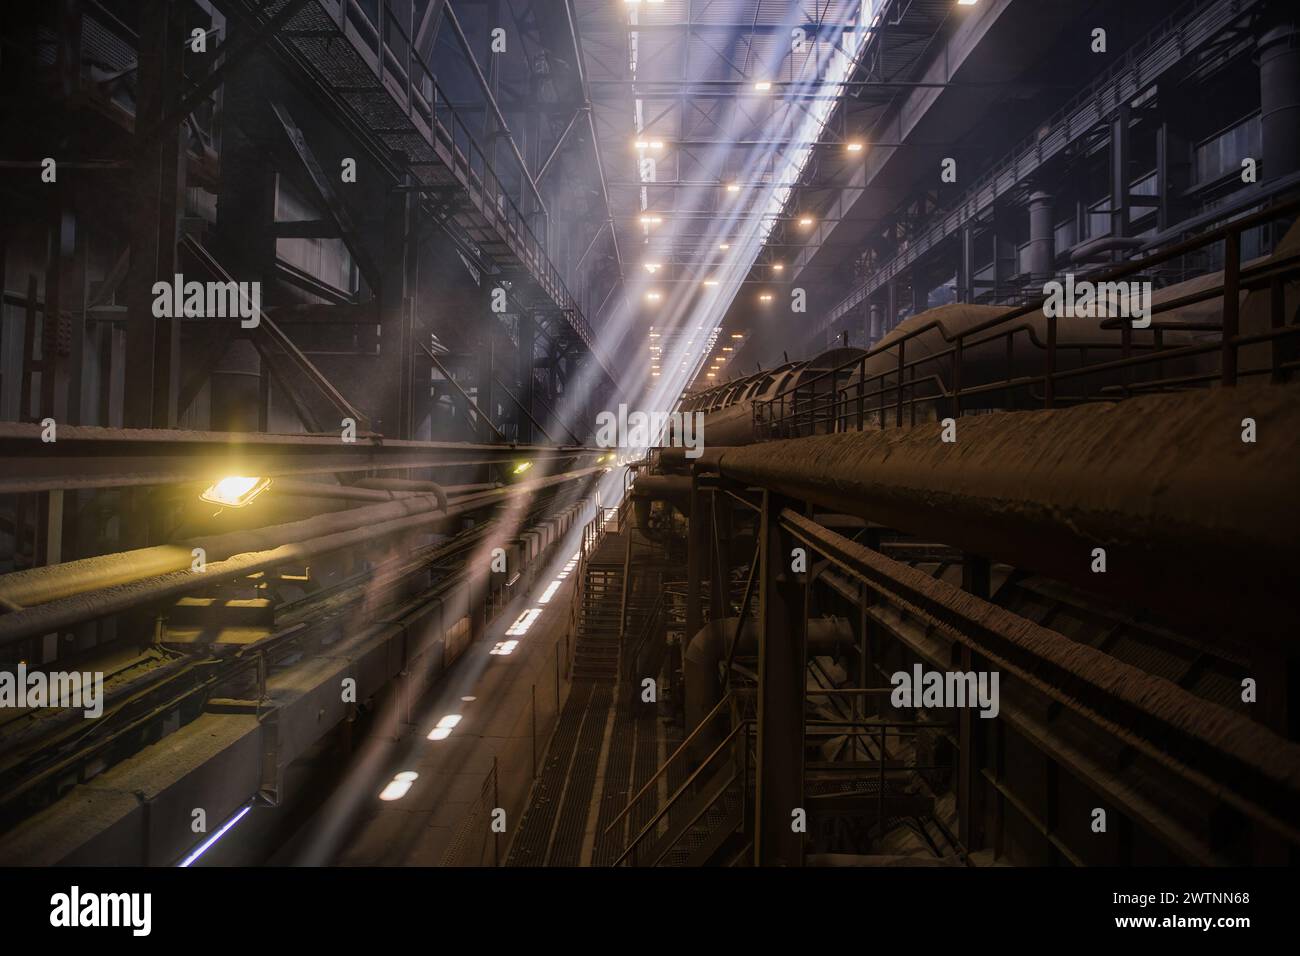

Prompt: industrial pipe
[
  {"left": 0, "top": 467, "right": 601, "bottom": 646},
  {"left": 0, "top": 468, "right": 596, "bottom": 611},
  {"left": 683, "top": 615, "right": 853, "bottom": 746},
  {"left": 271, "top": 480, "right": 425, "bottom": 504},
  {"left": 708, "top": 384, "right": 1300, "bottom": 650},
  {"left": 351, "top": 477, "right": 449, "bottom": 511},
  {"left": 631, "top": 474, "right": 693, "bottom": 538},
  {"left": 1069, "top": 235, "right": 1145, "bottom": 263}
]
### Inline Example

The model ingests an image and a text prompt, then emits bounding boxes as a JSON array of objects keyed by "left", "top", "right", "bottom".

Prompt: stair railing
[
  {"left": 612, "top": 718, "right": 751, "bottom": 866},
  {"left": 621, "top": 592, "right": 666, "bottom": 710}
]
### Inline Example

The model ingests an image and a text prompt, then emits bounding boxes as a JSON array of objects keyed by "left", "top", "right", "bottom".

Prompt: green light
[{"left": 513, "top": 461, "right": 533, "bottom": 475}]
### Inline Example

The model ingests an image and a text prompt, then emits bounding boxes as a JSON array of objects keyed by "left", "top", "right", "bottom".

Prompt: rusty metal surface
[
  {"left": 714, "top": 383, "right": 1300, "bottom": 649},
  {"left": 778, "top": 508, "right": 1300, "bottom": 846}
]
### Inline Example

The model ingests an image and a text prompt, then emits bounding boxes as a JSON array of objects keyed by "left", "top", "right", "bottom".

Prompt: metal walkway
[{"left": 239, "top": 0, "right": 614, "bottom": 378}]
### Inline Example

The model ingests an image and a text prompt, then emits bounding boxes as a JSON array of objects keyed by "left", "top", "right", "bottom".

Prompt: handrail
[
  {"left": 602, "top": 691, "right": 734, "bottom": 836},
  {"left": 623, "top": 591, "right": 665, "bottom": 691},
  {"left": 756, "top": 195, "right": 1300, "bottom": 437},
  {"left": 773, "top": 195, "right": 1300, "bottom": 404},
  {"left": 644, "top": 766, "right": 740, "bottom": 867},
  {"left": 813, "top": 0, "right": 1260, "bottom": 334},
  {"left": 313, "top": 0, "right": 606, "bottom": 363},
  {"left": 612, "top": 718, "right": 749, "bottom": 866}
]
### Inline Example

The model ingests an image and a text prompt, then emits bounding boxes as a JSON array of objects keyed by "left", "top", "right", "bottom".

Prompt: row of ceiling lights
[
  {"left": 640, "top": 214, "right": 814, "bottom": 226},
  {"left": 637, "top": 139, "right": 863, "bottom": 156},
  {"left": 650, "top": 330, "right": 744, "bottom": 379},
  {"left": 625, "top": 0, "right": 978, "bottom": 7},
  {"left": 635, "top": 139, "right": 863, "bottom": 153},
  {"left": 643, "top": 260, "right": 784, "bottom": 271},
  {"left": 643, "top": 288, "right": 778, "bottom": 304},
  {"left": 703, "top": 331, "right": 747, "bottom": 380}
]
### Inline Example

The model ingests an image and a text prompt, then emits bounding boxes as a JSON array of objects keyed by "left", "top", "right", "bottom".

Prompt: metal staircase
[{"left": 571, "top": 534, "right": 625, "bottom": 681}]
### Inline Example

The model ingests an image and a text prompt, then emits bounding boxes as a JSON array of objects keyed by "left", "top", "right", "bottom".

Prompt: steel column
[
  {"left": 754, "top": 490, "right": 806, "bottom": 867},
  {"left": 124, "top": 0, "right": 185, "bottom": 428}
]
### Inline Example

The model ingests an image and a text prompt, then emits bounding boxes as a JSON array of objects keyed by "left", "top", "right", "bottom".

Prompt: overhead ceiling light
[
  {"left": 772, "top": 263, "right": 784, "bottom": 272},
  {"left": 799, "top": 217, "right": 813, "bottom": 227},
  {"left": 846, "top": 141, "right": 864, "bottom": 152},
  {"left": 753, "top": 80, "right": 771, "bottom": 92},
  {"left": 201, "top": 475, "right": 271, "bottom": 509},
  {"left": 639, "top": 214, "right": 662, "bottom": 225},
  {"left": 702, "top": 279, "right": 718, "bottom": 286},
  {"left": 957, "top": 0, "right": 978, "bottom": 5},
  {"left": 513, "top": 461, "right": 532, "bottom": 474},
  {"left": 725, "top": 183, "right": 740, "bottom": 193},
  {"left": 646, "top": 291, "right": 662, "bottom": 301},
  {"left": 718, "top": 242, "right": 730, "bottom": 250},
  {"left": 759, "top": 293, "right": 773, "bottom": 302},
  {"left": 644, "top": 261, "right": 661, "bottom": 273}
]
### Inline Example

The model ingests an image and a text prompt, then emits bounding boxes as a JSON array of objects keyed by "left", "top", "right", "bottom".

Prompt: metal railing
[
  {"left": 441, "top": 756, "right": 501, "bottom": 866},
  {"left": 759, "top": 197, "right": 1300, "bottom": 439},
  {"left": 309, "top": 0, "right": 597, "bottom": 352},
  {"left": 622, "top": 592, "right": 664, "bottom": 698},
  {"left": 608, "top": 694, "right": 746, "bottom": 867},
  {"left": 812, "top": 0, "right": 1263, "bottom": 336}
]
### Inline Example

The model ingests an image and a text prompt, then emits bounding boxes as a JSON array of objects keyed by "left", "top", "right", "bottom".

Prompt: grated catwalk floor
[
  {"left": 506, "top": 525, "right": 676, "bottom": 866},
  {"left": 505, "top": 681, "right": 594, "bottom": 865}
]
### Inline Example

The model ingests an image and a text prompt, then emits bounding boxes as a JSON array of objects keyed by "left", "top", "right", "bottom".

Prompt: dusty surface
[{"left": 718, "top": 382, "right": 1300, "bottom": 650}]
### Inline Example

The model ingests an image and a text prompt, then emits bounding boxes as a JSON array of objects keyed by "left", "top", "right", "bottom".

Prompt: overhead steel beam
[
  {"left": 441, "top": 2, "right": 548, "bottom": 219},
  {"left": 565, "top": 0, "right": 623, "bottom": 280},
  {"left": 138, "top": 0, "right": 313, "bottom": 148},
  {"left": 421, "top": 342, "right": 508, "bottom": 442},
  {"left": 267, "top": 98, "right": 383, "bottom": 293},
  {"left": 180, "top": 234, "right": 370, "bottom": 431},
  {"left": 493, "top": 374, "right": 552, "bottom": 445},
  {"left": 537, "top": 108, "right": 584, "bottom": 184}
]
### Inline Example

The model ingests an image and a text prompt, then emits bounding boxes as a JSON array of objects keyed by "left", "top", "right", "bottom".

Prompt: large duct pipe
[
  {"left": 1259, "top": 20, "right": 1300, "bottom": 181},
  {"left": 1026, "top": 190, "right": 1055, "bottom": 281},
  {"left": 632, "top": 475, "right": 693, "bottom": 509},
  {"left": 709, "top": 385, "right": 1300, "bottom": 650},
  {"left": 683, "top": 615, "right": 853, "bottom": 745},
  {"left": 631, "top": 474, "right": 693, "bottom": 537}
]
